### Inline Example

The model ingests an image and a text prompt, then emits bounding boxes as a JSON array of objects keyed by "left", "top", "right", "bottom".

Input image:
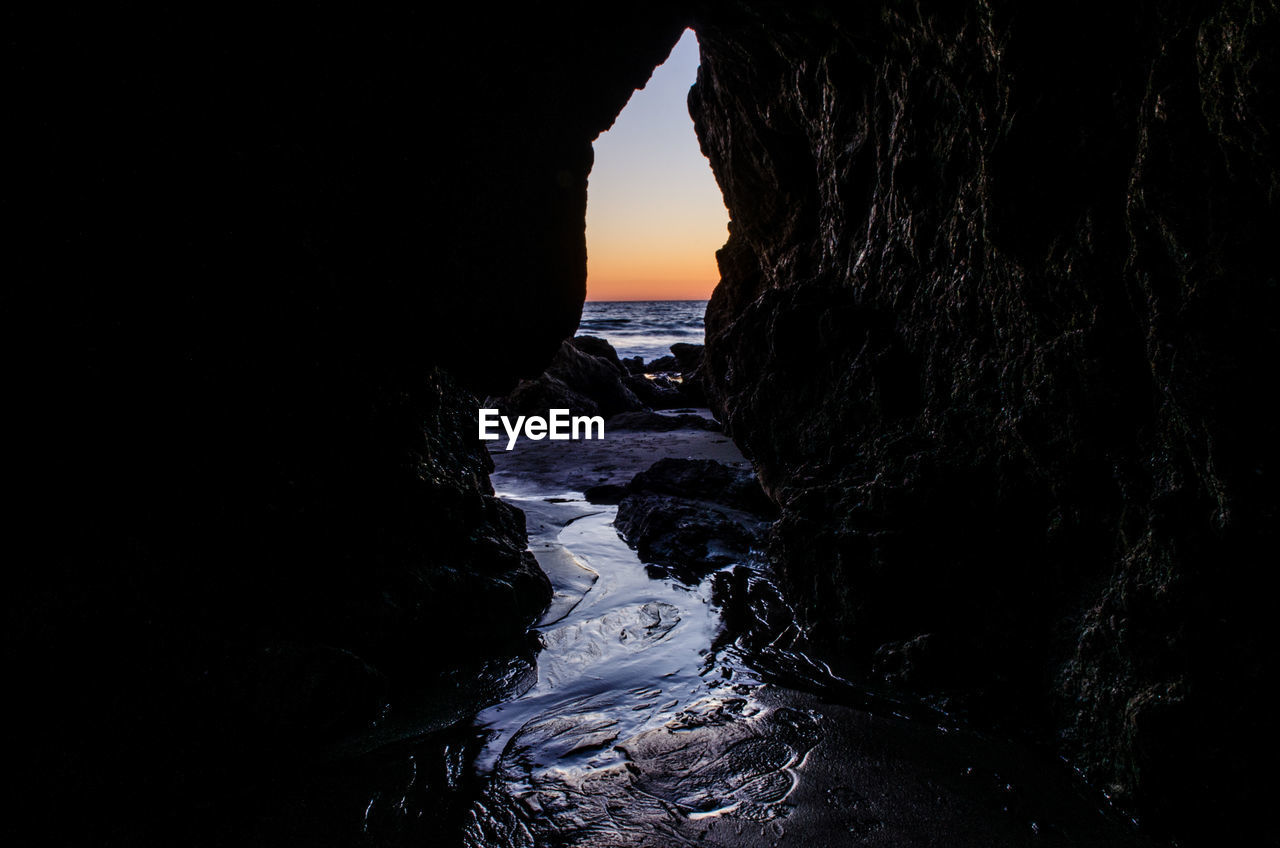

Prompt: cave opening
[
  {"left": 13, "top": 4, "right": 1268, "bottom": 844},
  {"left": 580, "top": 27, "right": 728, "bottom": 368}
]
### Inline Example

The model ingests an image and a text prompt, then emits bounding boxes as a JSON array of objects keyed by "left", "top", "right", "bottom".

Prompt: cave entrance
[{"left": 581, "top": 28, "right": 728, "bottom": 372}]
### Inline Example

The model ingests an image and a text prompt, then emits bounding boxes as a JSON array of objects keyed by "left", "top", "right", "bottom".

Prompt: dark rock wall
[
  {"left": 9, "top": 2, "right": 1273, "bottom": 842},
  {"left": 690, "top": 1, "right": 1276, "bottom": 839},
  {"left": 6, "top": 5, "right": 686, "bottom": 839}
]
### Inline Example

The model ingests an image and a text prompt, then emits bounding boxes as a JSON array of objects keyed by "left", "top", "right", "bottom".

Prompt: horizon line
[{"left": 584, "top": 297, "right": 709, "bottom": 303}]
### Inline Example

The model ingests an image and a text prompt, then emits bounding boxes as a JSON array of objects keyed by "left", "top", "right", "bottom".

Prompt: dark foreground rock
[
  {"left": 498, "top": 338, "right": 645, "bottom": 418},
  {"left": 7, "top": 6, "right": 688, "bottom": 844},
  {"left": 540, "top": 339, "right": 645, "bottom": 417},
  {"left": 499, "top": 371, "right": 601, "bottom": 417},
  {"left": 644, "top": 354, "right": 680, "bottom": 372},
  {"left": 691, "top": 2, "right": 1276, "bottom": 841},
  {"left": 608, "top": 410, "right": 722, "bottom": 432},
  {"left": 620, "top": 355, "right": 647, "bottom": 374},
  {"left": 583, "top": 483, "right": 629, "bottom": 505},
  {"left": 667, "top": 342, "right": 709, "bottom": 405},
  {"left": 629, "top": 458, "right": 776, "bottom": 515},
  {"left": 568, "top": 334, "right": 626, "bottom": 370},
  {"left": 507, "top": 335, "right": 707, "bottom": 413},
  {"left": 669, "top": 342, "right": 704, "bottom": 374},
  {"left": 623, "top": 371, "right": 684, "bottom": 408},
  {"left": 616, "top": 458, "right": 774, "bottom": 578},
  {"left": 9, "top": 2, "right": 1274, "bottom": 844}
]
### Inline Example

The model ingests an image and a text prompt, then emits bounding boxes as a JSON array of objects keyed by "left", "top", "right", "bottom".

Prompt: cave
[{"left": 7, "top": 3, "right": 1274, "bottom": 846}]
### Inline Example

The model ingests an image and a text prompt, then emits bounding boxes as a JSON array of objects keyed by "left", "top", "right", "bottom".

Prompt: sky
[{"left": 585, "top": 30, "right": 729, "bottom": 302}]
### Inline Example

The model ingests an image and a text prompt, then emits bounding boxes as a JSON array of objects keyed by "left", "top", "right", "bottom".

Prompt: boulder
[
  {"left": 675, "top": 373, "right": 707, "bottom": 407},
  {"left": 628, "top": 458, "right": 775, "bottom": 515},
  {"left": 615, "top": 458, "right": 775, "bottom": 580},
  {"left": 569, "top": 335, "right": 625, "bottom": 372},
  {"left": 669, "top": 342, "right": 704, "bottom": 374},
  {"left": 499, "top": 375, "right": 600, "bottom": 418},
  {"left": 623, "top": 373, "right": 684, "bottom": 409},
  {"left": 691, "top": 4, "right": 1277, "bottom": 836},
  {"left": 620, "top": 355, "right": 647, "bottom": 374},
  {"left": 499, "top": 339, "right": 644, "bottom": 418},
  {"left": 583, "top": 483, "right": 628, "bottom": 505},
  {"left": 607, "top": 411, "right": 722, "bottom": 432},
  {"left": 643, "top": 354, "right": 679, "bottom": 372}
]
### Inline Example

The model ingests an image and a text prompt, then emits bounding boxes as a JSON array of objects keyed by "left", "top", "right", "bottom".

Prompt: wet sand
[
  {"left": 476, "top": 415, "right": 1150, "bottom": 847},
  {"left": 488, "top": 408, "right": 750, "bottom": 493},
  {"left": 171, "top": 414, "right": 1152, "bottom": 847}
]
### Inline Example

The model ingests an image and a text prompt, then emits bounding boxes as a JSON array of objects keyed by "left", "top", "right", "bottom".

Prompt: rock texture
[
  {"left": 7, "top": 1, "right": 1274, "bottom": 844},
  {"left": 6, "top": 5, "right": 688, "bottom": 843},
  {"left": 616, "top": 459, "right": 775, "bottom": 579},
  {"left": 498, "top": 338, "right": 646, "bottom": 418},
  {"left": 502, "top": 336, "right": 710, "bottom": 414},
  {"left": 690, "top": 1, "right": 1276, "bottom": 841},
  {"left": 609, "top": 410, "right": 722, "bottom": 432}
]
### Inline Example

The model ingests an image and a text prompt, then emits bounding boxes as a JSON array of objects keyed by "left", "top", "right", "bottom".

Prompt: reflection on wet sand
[
  {"left": 180, "top": 419, "right": 1150, "bottom": 847},
  {"left": 453, "top": 427, "right": 1149, "bottom": 847}
]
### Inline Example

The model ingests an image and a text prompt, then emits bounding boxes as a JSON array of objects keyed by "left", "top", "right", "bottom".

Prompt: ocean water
[{"left": 578, "top": 300, "right": 707, "bottom": 363}]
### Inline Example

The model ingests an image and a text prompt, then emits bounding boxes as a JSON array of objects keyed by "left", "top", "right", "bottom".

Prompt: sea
[{"left": 577, "top": 300, "right": 707, "bottom": 363}]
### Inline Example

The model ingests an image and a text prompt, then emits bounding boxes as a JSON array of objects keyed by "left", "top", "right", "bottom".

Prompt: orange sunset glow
[{"left": 586, "top": 30, "right": 728, "bottom": 302}]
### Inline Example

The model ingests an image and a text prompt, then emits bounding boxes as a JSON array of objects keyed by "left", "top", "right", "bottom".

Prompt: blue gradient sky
[{"left": 585, "top": 30, "right": 729, "bottom": 301}]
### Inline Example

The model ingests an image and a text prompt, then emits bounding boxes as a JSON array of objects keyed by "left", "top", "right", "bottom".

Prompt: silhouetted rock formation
[
  {"left": 507, "top": 336, "right": 708, "bottom": 413},
  {"left": 616, "top": 458, "right": 774, "bottom": 579},
  {"left": 8, "top": 1, "right": 1274, "bottom": 844},
  {"left": 569, "top": 335, "right": 627, "bottom": 370},
  {"left": 609, "top": 410, "right": 721, "bottom": 432},
  {"left": 624, "top": 371, "right": 687, "bottom": 408},
  {"left": 669, "top": 342, "right": 704, "bottom": 375},
  {"left": 499, "top": 339, "right": 645, "bottom": 418},
  {"left": 669, "top": 342, "right": 710, "bottom": 404},
  {"left": 620, "top": 355, "right": 648, "bottom": 374},
  {"left": 691, "top": 2, "right": 1276, "bottom": 841},
  {"left": 7, "top": 4, "right": 689, "bottom": 843},
  {"left": 629, "top": 458, "right": 775, "bottom": 516}
]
